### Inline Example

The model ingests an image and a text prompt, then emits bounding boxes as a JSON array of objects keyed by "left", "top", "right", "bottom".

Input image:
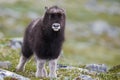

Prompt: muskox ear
[{"left": 45, "top": 6, "right": 49, "bottom": 10}]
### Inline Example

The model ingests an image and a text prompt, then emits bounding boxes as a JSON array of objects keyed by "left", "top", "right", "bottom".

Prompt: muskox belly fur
[{"left": 16, "top": 6, "right": 66, "bottom": 78}]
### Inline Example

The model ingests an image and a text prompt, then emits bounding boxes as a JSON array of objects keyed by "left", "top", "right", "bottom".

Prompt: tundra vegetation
[{"left": 0, "top": 0, "right": 120, "bottom": 80}]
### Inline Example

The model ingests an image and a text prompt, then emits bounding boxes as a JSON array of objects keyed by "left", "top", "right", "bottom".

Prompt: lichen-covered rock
[
  {"left": 75, "top": 74, "right": 94, "bottom": 80},
  {"left": 85, "top": 64, "right": 107, "bottom": 73},
  {"left": 0, "top": 69, "right": 30, "bottom": 80}
]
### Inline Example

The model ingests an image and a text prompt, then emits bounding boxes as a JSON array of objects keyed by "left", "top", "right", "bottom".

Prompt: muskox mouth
[{"left": 52, "top": 23, "right": 61, "bottom": 31}]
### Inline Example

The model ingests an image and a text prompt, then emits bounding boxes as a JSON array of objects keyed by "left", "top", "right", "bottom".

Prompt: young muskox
[{"left": 16, "top": 6, "right": 66, "bottom": 78}]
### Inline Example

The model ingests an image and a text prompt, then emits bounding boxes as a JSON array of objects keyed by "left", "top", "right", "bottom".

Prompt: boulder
[{"left": 0, "top": 69, "right": 30, "bottom": 80}]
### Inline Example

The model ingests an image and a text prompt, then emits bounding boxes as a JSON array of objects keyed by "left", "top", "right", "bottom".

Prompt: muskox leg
[
  {"left": 35, "top": 59, "right": 47, "bottom": 78},
  {"left": 49, "top": 59, "right": 57, "bottom": 78},
  {"left": 16, "top": 43, "right": 33, "bottom": 71},
  {"left": 16, "top": 55, "right": 28, "bottom": 71}
]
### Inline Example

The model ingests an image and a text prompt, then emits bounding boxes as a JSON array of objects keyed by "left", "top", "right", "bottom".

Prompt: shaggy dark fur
[{"left": 22, "top": 6, "right": 66, "bottom": 60}]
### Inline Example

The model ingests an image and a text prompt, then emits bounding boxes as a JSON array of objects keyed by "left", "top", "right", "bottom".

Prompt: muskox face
[
  {"left": 43, "top": 6, "right": 66, "bottom": 32},
  {"left": 52, "top": 23, "right": 61, "bottom": 31}
]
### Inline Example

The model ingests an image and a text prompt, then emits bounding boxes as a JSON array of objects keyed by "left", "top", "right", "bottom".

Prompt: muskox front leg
[
  {"left": 49, "top": 59, "right": 57, "bottom": 78},
  {"left": 35, "top": 59, "right": 47, "bottom": 78}
]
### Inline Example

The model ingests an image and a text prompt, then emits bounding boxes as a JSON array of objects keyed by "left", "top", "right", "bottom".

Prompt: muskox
[{"left": 16, "top": 6, "right": 66, "bottom": 78}]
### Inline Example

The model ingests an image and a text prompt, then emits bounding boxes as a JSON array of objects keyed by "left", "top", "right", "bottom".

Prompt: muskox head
[{"left": 43, "top": 6, "right": 66, "bottom": 32}]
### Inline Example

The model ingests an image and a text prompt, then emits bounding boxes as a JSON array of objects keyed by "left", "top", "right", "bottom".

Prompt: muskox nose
[
  {"left": 52, "top": 23, "right": 61, "bottom": 31},
  {"left": 52, "top": 23, "right": 60, "bottom": 28}
]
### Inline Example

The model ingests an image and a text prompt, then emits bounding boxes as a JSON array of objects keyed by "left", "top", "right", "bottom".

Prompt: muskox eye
[
  {"left": 50, "top": 13, "right": 55, "bottom": 19},
  {"left": 57, "top": 13, "right": 61, "bottom": 18}
]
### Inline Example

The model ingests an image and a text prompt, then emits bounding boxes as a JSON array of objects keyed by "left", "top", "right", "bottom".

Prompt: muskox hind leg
[
  {"left": 16, "top": 55, "right": 28, "bottom": 71},
  {"left": 35, "top": 59, "right": 47, "bottom": 78},
  {"left": 16, "top": 44, "right": 33, "bottom": 71},
  {"left": 49, "top": 59, "right": 57, "bottom": 78}
]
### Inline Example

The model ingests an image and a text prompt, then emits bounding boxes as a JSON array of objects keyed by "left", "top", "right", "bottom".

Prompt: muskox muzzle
[{"left": 52, "top": 23, "right": 61, "bottom": 31}]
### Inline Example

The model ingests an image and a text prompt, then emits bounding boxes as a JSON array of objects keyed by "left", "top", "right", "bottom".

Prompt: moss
[
  {"left": 98, "top": 73, "right": 120, "bottom": 80},
  {"left": 4, "top": 77, "right": 18, "bottom": 80},
  {"left": 108, "top": 64, "right": 120, "bottom": 73}
]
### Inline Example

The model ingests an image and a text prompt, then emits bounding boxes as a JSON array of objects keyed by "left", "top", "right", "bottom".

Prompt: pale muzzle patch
[{"left": 52, "top": 23, "right": 61, "bottom": 31}]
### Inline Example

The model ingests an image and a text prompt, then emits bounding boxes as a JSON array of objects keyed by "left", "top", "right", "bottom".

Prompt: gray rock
[
  {"left": 0, "top": 69, "right": 30, "bottom": 80},
  {"left": 85, "top": 0, "right": 120, "bottom": 15},
  {"left": 85, "top": 64, "right": 107, "bottom": 73},
  {"left": 9, "top": 38, "right": 23, "bottom": 49},
  {"left": 85, "top": 0, "right": 107, "bottom": 13},
  {"left": 0, "top": 8, "right": 21, "bottom": 19},
  {"left": 75, "top": 74, "right": 93, "bottom": 80},
  {"left": 90, "top": 20, "right": 120, "bottom": 38},
  {"left": 0, "top": 61, "right": 11, "bottom": 69},
  {"left": 108, "top": 3, "right": 120, "bottom": 15},
  {"left": 90, "top": 20, "right": 110, "bottom": 35},
  {"left": 57, "top": 64, "right": 68, "bottom": 69}
]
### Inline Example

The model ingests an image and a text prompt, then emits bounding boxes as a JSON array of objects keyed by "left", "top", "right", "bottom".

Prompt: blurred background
[{"left": 0, "top": 0, "right": 120, "bottom": 67}]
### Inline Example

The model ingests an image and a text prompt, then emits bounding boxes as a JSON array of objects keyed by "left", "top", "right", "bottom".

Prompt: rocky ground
[{"left": 0, "top": 38, "right": 120, "bottom": 80}]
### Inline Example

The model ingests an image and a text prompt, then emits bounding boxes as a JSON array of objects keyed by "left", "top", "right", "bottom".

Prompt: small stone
[
  {"left": 9, "top": 38, "right": 23, "bottom": 49},
  {"left": 0, "top": 61, "right": 11, "bottom": 69},
  {"left": 85, "top": 64, "right": 107, "bottom": 73},
  {"left": 57, "top": 64, "right": 68, "bottom": 69},
  {"left": 75, "top": 74, "right": 93, "bottom": 80}
]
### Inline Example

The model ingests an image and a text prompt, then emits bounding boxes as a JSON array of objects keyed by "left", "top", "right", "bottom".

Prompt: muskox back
[{"left": 22, "top": 6, "right": 66, "bottom": 60}]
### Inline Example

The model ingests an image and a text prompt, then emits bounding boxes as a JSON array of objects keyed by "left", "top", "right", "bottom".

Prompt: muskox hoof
[
  {"left": 16, "top": 67, "right": 24, "bottom": 72},
  {"left": 35, "top": 69, "right": 47, "bottom": 78},
  {"left": 49, "top": 73, "right": 57, "bottom": 78}
]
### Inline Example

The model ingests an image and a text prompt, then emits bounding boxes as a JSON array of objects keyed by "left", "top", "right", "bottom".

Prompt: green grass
[
  {"left": 0, "top": 39, "right": 120, "bottom": 80},
  {"left": 62, "top": 40, "right": 120, "bottom": 67}
]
